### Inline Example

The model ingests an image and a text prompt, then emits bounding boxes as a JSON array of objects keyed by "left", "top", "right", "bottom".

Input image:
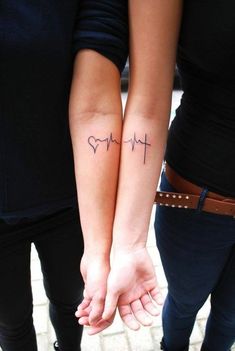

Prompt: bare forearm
[
  {"left": 70, "top": 116, "right": 122, "bottom": 255},
  {"left": 69, "top": 50, "right": 123, "bottom": 256},
  {"left": 112, "top": 114, "right": 169, "bottom": 250},
  {"left": 113, "top": 0, "right": 182, "bottom": 250}
]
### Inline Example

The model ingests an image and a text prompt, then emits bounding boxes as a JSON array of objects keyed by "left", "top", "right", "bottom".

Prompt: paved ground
[{"left": 2, "top": 91, "right": 234, "bottom": 350}]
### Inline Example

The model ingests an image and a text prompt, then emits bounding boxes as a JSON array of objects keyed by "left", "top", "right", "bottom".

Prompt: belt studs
[
  {"left": 158, "top": 203, "right": 189, "bottom": 209},
  {"left": 159, "top": 193, "right": 190, "bottom": 200}
]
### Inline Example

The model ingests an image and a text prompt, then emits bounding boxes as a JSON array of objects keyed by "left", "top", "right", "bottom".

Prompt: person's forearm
[
  {"left": 112, "top": 113, "right": 169, "bottom": 250},
  {"left": 69, "top": 50, "right": 123, "bottom": 257},
  {"left": 112, "top": 0, "right": 183, "bottom": 250}
]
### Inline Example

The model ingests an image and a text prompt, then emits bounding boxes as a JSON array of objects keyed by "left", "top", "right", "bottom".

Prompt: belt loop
[{"left": 197, "top": 188, "right": 208, "bottom": 212}]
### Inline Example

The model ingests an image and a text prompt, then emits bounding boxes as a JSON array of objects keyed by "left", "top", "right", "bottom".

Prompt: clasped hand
[{"left": 75, "top": 247, "right": 163, "bottom": 335}]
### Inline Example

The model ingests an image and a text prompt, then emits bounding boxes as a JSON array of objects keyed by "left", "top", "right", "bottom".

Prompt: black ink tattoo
[
  {"left": 124, "top": 133, "right": 151, "bottom": 164},
  {"left": 88, "top": 133, "right": 120, "bottom": 154}
]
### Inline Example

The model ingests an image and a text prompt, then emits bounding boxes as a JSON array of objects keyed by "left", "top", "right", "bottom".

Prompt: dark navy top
[
  {"left": 166, "top": 0, "right": 235, "bottom": 197},
  {"left": 0, "top": 0, "right": 128, "bottom": 222}
]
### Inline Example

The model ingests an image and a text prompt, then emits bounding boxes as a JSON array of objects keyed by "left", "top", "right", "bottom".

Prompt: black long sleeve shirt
[{"left": 0, "top": 0, "right": 128, "bottom": 221}]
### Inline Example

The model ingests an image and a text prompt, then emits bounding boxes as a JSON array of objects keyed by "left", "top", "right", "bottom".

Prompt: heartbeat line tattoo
[
  {"left": 124, "top": 133, "right": 151, "bottom": 164},
  {"left": 88, "top": 133, "right": 120, "bottom": 154}
]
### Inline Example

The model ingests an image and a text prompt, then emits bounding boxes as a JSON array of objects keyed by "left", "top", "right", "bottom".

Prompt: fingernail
[
  {"left": 144, "top": 317, "right": 152, "bottom": 326},
  {"left": 78, "top": 318, "right": 86, "bottom": 325},
  {"left": 102, "top": 313, "right": 108, "bottom": 320},
  {"left": 87, "top": 328, "right": 97, "bottom": 336},
  {"left": 130, "top": 321, "right": 140, "bottom": 330},
  {"left": 152, "top": 307, "right": 160, "bottom": 315}
]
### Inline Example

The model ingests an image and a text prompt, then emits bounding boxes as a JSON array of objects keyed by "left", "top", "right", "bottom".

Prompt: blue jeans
[{"left": 154, "top": 172, "right": 235, "bottom": 351}]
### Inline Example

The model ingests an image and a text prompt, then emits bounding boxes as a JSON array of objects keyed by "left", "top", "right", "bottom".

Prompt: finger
[
  {"left": 83, "top": 289, "right": 89, "bottom": 299},
  {"left": 89, "top": 295, "right": 105, "bottom": 326},
  {"left": 88, "top": 310, "right": 115, "bottom": 335},
  {"left": 75, "top": 308, "right": 89, "bottom": 318},
  {"left": 118, "top": 304, "right": 140, "bottom": 331},
  {"left": 76, "top": 304, "right": 92, "bottom": 318},
  {"left": 102, "top": 290, "right": 119, "bottom": 321},
  {"left": 78, "top": 316, "right": 90, "bottom": 326},
  {"left": 130, "top": 299, "right": 152, "bottom": 326},
  {"left": 150, "top": 286, "right": 164, "bottom": 305},
  {"left": 87, "top": 319, "right": 112, "bottom": 335},
  {"left": 77, "top": 298, "right": 91, "bottom": 311},
  {"left": 75, "top": 303, "right": 92, "bottom": 318},
  {"left": 141, "top": 293, "right": 160, "bottom": 316}
]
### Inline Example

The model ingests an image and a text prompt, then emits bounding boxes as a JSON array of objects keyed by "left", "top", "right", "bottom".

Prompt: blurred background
[{"left": 121, "top": 61, "right": 182, "bottom": 92}]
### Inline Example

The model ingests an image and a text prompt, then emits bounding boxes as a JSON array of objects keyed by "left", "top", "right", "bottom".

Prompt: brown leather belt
[{"left": 154, "top": 164, "right": 235, "bottom": 218}]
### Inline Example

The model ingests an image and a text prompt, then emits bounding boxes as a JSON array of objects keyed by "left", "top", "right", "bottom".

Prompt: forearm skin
[
  {"left": 112, "top": 0, "right": 183, "bottom": 251},
  {"left": 69, "top": 49, "right": 123, "bottom": 257}
]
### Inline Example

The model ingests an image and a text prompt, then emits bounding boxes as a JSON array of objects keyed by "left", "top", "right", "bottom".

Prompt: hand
[
  {"left": 76, "top": 300, "right": 116, "bottom": 335},
  {"left": 75, "top": 252, "right": 111, "bottom": 332},
  {"left": 102, "top": 247, "right": 163, "bottom": 330}
]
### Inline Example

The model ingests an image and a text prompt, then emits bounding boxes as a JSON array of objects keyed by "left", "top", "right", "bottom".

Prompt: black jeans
[{"left": 0, "top": 208, "right": 84, "bottom": 351}]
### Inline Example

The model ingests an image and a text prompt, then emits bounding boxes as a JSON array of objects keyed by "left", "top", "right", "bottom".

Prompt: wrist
[
  {"left": 112, "top": 238, "right": 147, "bottom": 255},
  {"left": 83, "top": 245, "right": 111, "bottom": 261},
  {"left": 112, "top": 226, "right": 147, "bottom": 252}
]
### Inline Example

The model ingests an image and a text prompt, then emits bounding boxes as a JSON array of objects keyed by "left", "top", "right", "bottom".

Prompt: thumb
[{"left": 102, "top": 289, "right": 119, "bottom": 321}]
